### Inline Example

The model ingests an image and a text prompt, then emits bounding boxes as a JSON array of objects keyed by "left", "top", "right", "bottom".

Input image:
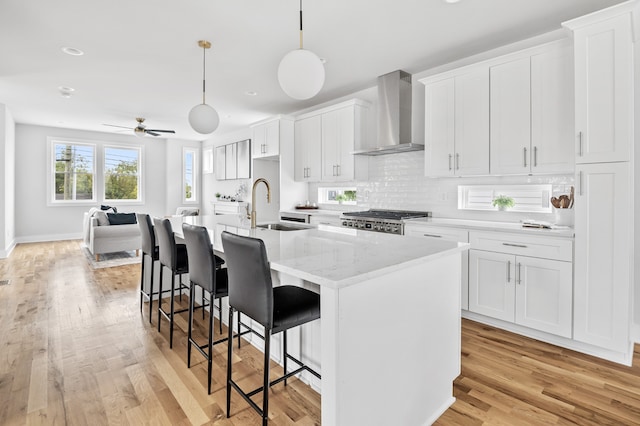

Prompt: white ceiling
[{"left": 0, "top": 0, "right": 627, "bottom": 141}]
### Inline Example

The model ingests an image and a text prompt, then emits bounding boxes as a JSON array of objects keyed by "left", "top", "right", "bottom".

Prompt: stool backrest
[
  {"left": 221, "top": 231, "right": 273, "bottom": 329},
  {"left": 182, "top": 223, "right": 219, "bottom": 293},
  {"left": 153, "top": 217, "right": 177, "bottom": 269},
  {"left": 136, "top": 213, "right": 155, "bottom": 255}
]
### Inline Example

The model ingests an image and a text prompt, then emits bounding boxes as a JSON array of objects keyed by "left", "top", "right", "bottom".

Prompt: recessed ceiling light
[
  {"left": 58, "top": 86, "right": 75, "bottom": 98},
  {"left": 61, "top": 47, "right": 84, "bottom": 56},
  {"left": 444, "top": 0, "right": 461, "bottom": 3},
  {"left": 245, "top": 91, "right": 258, "bottom": 96}
]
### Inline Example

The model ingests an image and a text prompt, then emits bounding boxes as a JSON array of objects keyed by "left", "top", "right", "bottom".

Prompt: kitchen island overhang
[{"left": 170, "top": 215, "right": 469, "bottom": 426}]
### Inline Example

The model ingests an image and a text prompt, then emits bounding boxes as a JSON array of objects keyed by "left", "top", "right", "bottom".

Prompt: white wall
[
  {"left": 164, "top": 138, "right": 202, "bottom": 215},
  {"left": 0, "top": 105, "right": 16, "bottom": 257},
  {"left": 14, "top": 124, "right": 169, "bottom": 242}
]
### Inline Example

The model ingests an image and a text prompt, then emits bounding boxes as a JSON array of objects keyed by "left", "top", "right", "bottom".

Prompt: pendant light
[
  {"left": 277, "top": 0, "right": 325, "bottom": 100},
  {"left": 189, "top": 40, "right": 220, "bottom": 134}
]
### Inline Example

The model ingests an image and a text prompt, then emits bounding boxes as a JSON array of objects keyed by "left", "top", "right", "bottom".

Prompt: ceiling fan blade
[
  {"left": 103, "top": 124, "right": 133, "bottom": 130},
  {"left": 146, "top": 131, "right": 161, "bottom": 136},
  {"left": 146, "top": 129, "right": 175, "bottom": 133}
]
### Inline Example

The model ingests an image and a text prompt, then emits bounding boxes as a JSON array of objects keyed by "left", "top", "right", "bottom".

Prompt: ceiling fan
[{"left": 103, "top": 117, "right": 175, "bottom": 137}]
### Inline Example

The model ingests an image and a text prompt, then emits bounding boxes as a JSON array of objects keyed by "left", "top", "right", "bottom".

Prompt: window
[
  {"left": 458, "top": 184, "right": 553, "bottom": 213},
  {"left": 51, "top": 141, "right": 95, "bottom": 203},
  {"left": 104, "top": 146, "right": 141, "bottom": 202},
  {"left": 318, "top": 187, "right": 357, "bottom": 205},
  {"left": 184, "top": 148, "right": 197, "bottom": 202}
]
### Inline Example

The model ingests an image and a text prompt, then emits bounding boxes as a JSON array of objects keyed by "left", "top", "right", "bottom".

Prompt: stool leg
[
  {"left": 202, "top": 288, "right": 205, "bottom": 320},
  {"left": 207, "top": 289, "right": 214, "bottom": 394},
  {"left": 179, "top": 274, "right": 183, "bottom": 302},
  {"left": 283, "top": 330, "right": 288, "bottom": 386},
  {"left": 169, "top": 272, "right": 175, "bottom": 349},
  {"left": 262, "top": 330, "right": 271, "bottom": 426},
  {"left": 226, "top": 307, "right": 234, "bottom": 418},
  {"left": 187, "top": 283, "right": 194, "bottom": 368},
  {"left": 139, "top": 253, "right": 145, "bottom": 312},
  {"left": 218, "top": 297, "right": 223, "bottom": 334},
  {"left": 237, "top": 312, "right": 242, "bottom": 348},
  {"left": 157, "top": 265, "right": 164, "bottom": 332},
  {"left": 149, "top": 258, "right": 155, "bottom": 324}
]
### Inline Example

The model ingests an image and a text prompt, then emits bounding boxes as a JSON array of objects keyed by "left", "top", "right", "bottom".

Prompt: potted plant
[
  {"left": 335, "top": 193, "right": 347, "bottom": 204},
  {"left": 492, "top": 195, "right": 515, "bottom": 211},
  {"left": 215, "top": 192, "right": 221, "bottom": 200}
]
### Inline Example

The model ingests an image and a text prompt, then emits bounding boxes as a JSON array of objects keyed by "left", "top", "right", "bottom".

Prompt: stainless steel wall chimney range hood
[{"left": 353, "top": 70, "right": 424, "bottom": 156}]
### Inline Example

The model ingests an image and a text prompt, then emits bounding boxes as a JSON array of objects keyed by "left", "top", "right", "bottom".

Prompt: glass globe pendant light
[
  {"left": 277, "top": 0, "right": 325, "bottom": 100},
  {"left": 189, "top": 40, "right": 220, "bottom": 134}
]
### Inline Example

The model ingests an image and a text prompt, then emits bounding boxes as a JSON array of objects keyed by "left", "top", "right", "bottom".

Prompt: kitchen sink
[{"left": 256, "top": 223, "right": 311, "bottom": 231}]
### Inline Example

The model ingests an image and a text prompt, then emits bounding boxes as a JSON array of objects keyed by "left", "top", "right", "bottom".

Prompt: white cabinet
[
  {"left": 490, "top": 57, "right": 531, "bottom": 175},
  {"left": 531, "top": 45, "right": 575, "bottom": 173},
  {"left": 212, "top": 201, "right": 249, "bottom": 216},
  {"left": 215, "top": 139, "right": 251, "bottom": 180},
  {"left": 252, "top": 119, "right": 281, "bottom": 159},
  {"left": 309, "top": 214, "right": 342, "bottom": 227},
  {"left": 573, "top": 162, "right": 630, "bottom": 352},
  {"left": 569, "top": 14, "right": 633, "bottom": 164},
  {"left": 424, "top": 67, "right": 490, "bottom": 177},
  {"left": 294, "top": 115, "right": 322, "bottom": 182},
  {"left": 468, "top": 231, "right": 573, "bottom": 338},
  {"left": 404, "top": 224, "right": 469, "bottom": 310},
  {"left": 225, "top": 142, "right": 237, "bottom": 179},
  {"left": 294, "top": 99, "right": 369, "bottom": 183}
]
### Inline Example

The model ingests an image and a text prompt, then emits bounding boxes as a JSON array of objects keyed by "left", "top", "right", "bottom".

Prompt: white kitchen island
[{"left": 170, "top": 214, "right": 469, "bottom": 426}]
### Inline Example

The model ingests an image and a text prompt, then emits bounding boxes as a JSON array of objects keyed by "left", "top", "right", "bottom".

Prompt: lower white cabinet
[
  {"left": 468, "top": 231, "right": 573, "bottom": 338},
  {"left": 309, "top": 214, "right": 342, "bottom": 227},
  {"left": 404, "top": 224, "right": 469, "bottom": 310}
]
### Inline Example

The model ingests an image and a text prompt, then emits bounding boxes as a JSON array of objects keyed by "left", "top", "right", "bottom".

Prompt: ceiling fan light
[
  {"left": 189, "top": 103, "right": 219, "bottom": 134},
  {"left": 134, "top": 127, "right": 146, "bottom": 138},
  {"left": 278, "top": 49, "right": 325, "bottom": 100}
]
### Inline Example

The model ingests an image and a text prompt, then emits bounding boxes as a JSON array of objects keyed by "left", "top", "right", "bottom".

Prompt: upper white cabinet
[
  {"left": 294, "top": 115, "right": 322, "bottom": 182},
  {"left": 252, "top": 118, "right": 282, "bottom": 159},
  {"left": 573, "top": 162, "right": 630, "bottom": 352},
  {"left": 490, "top": 57, "right": 532, "bottom": 175},
  {"left": 568, "top": 14, "right": 633, "bottom": 164},
  {"left": 423, "top": 67, "right": 490, "bottom": 177},
  {"left": 216, "top": 139, "right": 251, "bottom": 180},
  {"left": 294, "top": 99, "right": 369, "bottom": 183},
  {"left": 530, "top": 45, "right": 575, "bottom": 173}
]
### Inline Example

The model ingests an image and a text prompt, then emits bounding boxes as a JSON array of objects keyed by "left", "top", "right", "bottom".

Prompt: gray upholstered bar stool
[
  {"left": 182, "top": 223, "right": 231, "bottom": 394},
  {"left": 153, "top": 217, "right": 190, "bottom": 348},
  {"left": 136, "top": 213, "right": 162, "bottom": 323},
  {"left": 221, "top": 231, "right": 321, "bottom": 426}
]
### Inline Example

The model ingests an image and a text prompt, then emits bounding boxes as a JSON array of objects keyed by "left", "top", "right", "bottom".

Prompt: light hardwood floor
[{"left": 0, "top": 240, "right": 639, "bottom": 425}]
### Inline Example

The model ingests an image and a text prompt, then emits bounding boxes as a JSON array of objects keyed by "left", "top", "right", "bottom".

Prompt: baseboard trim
[
  {"left": 15, "top": 233, "right": 83, "bottom": 244},
  {"left": 0, "top": 239, "right": 16, "bottom": 259}
]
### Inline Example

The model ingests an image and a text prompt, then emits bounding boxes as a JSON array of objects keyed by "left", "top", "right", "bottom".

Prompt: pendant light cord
[
  {"left": 299, "top": 0, "right": 303, "bottom": 49},
  {"left": 202, "top": 44, "right": 206, "bottom": 104}
]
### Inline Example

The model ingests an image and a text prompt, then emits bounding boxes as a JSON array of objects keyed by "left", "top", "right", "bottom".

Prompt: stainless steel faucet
[{"left": 250, "top": 178, "right": 271, "bottom": 228}]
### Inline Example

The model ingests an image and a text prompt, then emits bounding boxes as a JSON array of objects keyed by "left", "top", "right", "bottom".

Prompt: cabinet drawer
[
  {"left": 404, "top": 225, "right": 468, "bottom": 242},
  {"left": 469, "top": 231, "right": 572, "bottom": 261}
]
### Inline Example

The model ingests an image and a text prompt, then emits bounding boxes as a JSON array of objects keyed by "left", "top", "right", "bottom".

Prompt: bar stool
[
  {"left": 220, "top": 231, "right": 321, "bottom": 426},
  {"left": 154, "top": 217, "right": 190, "bottom": 348},
  {"left": 136, "top": 213, "right": 161, "bottom": 323},
  {"left": 182, "top": 223, "right": 232, "bottom": 393}
]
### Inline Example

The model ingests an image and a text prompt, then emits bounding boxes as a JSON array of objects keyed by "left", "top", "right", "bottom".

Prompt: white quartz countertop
[
  {"left": 280, "top": 209, "right": 343, "bottom": 217},
  {"left": 405, "top": 217, "right": 575, "bottom": 238},
  {"left": 171, "top": 215, "right": 468, "bottom": 289}
]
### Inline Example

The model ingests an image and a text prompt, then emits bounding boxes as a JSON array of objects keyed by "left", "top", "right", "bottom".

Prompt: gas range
[{"left": 340, "top": 209, "right": 432, "bottom": 235}]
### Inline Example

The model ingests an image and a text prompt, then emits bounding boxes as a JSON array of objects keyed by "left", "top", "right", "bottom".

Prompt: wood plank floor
[{"left": 0, "top": 240, "right": 639, "bottom": 425}]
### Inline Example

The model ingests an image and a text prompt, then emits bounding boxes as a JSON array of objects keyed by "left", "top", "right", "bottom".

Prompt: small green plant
[
  {"left": 215, "top": 192, "right": 221, "bottom": 199},
  {"left": 335, "top": 193, "right": 347, "bottom": 203},
  {"left": 492, "top": 195, "right": 515, "bottom": 210}
]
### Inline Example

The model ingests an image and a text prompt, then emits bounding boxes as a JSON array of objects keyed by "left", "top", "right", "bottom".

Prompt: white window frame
[
  {"left": 202, "top": 147, "right": 214, "bottom": 174},
  {"left": 458, "top": 184, "right": 553, "bottom": 213},
  {"left": 183, "top": 147, "right": 198, "bottom": 204},
  {"left": 318, "top": 187, "right": 357, "bottom": 206},
  {"left": 47, "top": 138, "right": 96, "bottom": 205},
  {"left": 103, "top": 144, "right": 143, "bottom": 204}
]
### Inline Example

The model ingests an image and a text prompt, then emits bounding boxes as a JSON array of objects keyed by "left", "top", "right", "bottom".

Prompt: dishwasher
[{"left": 279, "top": 211, "right": 310, "bottom": 224}]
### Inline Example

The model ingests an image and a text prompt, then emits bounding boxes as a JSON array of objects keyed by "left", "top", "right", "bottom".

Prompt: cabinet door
[
  {"left": 251, "top": 125, "right": 265, "bottom": 159},
  {"left": 490, "top": 57, "right": 531, "bottom": 175},
  {"left": 531, "top": 45, "right": 575, "bottom": 174},
  {"left": 515, "top": 257, "right": 573, "bottom": 338},
  {"left": 424, "top": 78, "right": 455, "bottom": 177},
  {"left": 321, "top": 106, "right": 355, "bottom": 181},
  {"left": 263, "top": 120, "right": 280, "bottom": 157},
  {"left": 574, "top": 162, "right": 630, "bottom": 352},
  {"left": 294, "top": 115, "right": 322, "bottom": 182},
  {"left": 215, "top": 145, "right": 226, "bottom": 180},
  {"left": 455, "top": 68, "right": 490, "bottom": 175},
  {"left": 225, "top": 143, "right": 237, "bottom": 180},
  {"left": 236, "top": 139, "right": 251, "bottom": 179},
  {"left": 469, "top": 250, "right": 515, "bottom": 322},
  {"left": 574, "top": 14, "right": 632, "bottom": 163}
]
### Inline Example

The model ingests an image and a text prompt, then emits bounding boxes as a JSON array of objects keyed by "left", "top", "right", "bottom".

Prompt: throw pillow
[
  {"left": 107, "top": 212, "right": 137, "bottom": 225},
  {"left": 93, "top": 210, "right": 110, "bottom": 226},
  {"left": 101, "top": 204, "right": 118, "bottom": 213}
]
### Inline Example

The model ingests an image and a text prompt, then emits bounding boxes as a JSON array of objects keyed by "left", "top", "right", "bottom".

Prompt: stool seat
[{"left": 272, "top": 286, "right": 320, "bottom": 334}]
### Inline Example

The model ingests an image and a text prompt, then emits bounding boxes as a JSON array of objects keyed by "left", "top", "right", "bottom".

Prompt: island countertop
[{"left": 170, "top": 214, "right": 469, "bottom": 290}]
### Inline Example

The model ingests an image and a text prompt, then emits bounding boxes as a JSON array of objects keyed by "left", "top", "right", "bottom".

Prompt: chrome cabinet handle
[
  {"left": 448, "top": 154, "right": 452, "bottom": 171},
  {"left": 503, "top": 243, "right": 527, "bottom": 248},
  {"left": 422, "top": 234, "right": 442, "bottom": 238},
  {"left": 507, "top": 260, "right": 511, "bottom": 283},
  {"left": 578, "top": 171, "right": 583, "bottom": 196},
  {"left": 517, "top": 262, "right": 522, "bottom": 285},
  {"left": 533, "top": 146, "right": 538, "bottom": 167},
  {"left": 456, "top": 153, "right": 460, "bottom": 170},
  {"left": 523, "top": 147, "right": 527, "bottom": 168},
  {"left": 578, "top": 132, "right": 583, "bottom": 156},
  {"left": 336, "top": 164, "right": 341, "bottom": 176}
]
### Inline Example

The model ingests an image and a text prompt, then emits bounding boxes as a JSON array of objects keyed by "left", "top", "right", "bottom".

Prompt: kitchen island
[{"left": 170, "top": 214, "right": 469, "bottom": 426}]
